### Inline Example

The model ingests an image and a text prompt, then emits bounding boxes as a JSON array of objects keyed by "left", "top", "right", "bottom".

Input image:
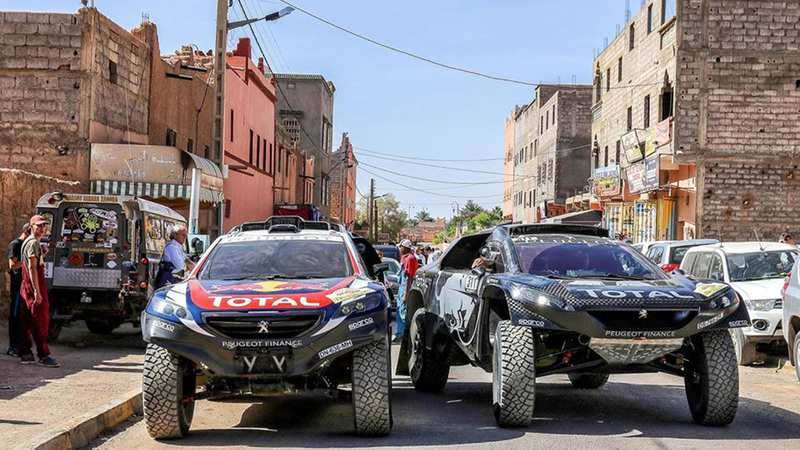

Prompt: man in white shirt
[
  {"left": 428, "top": 247, "right": 443, "bottom": 264},
  {"left": 162, "top": 224, "right": 194, "bottom": 275}
]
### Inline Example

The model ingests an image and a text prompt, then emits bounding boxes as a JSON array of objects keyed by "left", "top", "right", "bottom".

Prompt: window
[
  {"left": 644, "top": 95, "right": 651, "bottom": 128},
  {"left": 540, "top": 116, "right": 544, "bottom": 134},
  {"left": 647, "top": 4, "right": 654, "bottom": 33},
  {"left": 277, "top": 147, "right": 282, "bottom": 173},
  {"left": 108, "top": 60, "right": 118, "bottom": 84},
  {"left": 166, "top": 129, "right": 177, "bottom": 147},
  {"left": 229, "top": 109, "right": 234, "bottom": 142},
  {"left": 249, "top": 129, "right": 254, "bottom": 164},
  {"left": 269, "top": 143, "right": 274, "bottom": 173},
  {"left": 606, "top": 68, "right": 611, "bottom": 91},
  {"left": 646, "top": 245, "right": 665, "bottom": 264},
  {"left": 286, "top": 82, "right": 296, "bottom": 89},
  {"left": 256, "top": 134, "right": 261, "bottom": 168},
  {"left": 604, "top": 146, "right": 609, "bottom": 167},
  {"left": 661, "top": 86, "right": 674, "bottom": 120},
  {"left": 627, "top": 107, "right": 633, "bottom": 132},
  {"left": 618, "top": 57, "right": 623, "bottom": 82},
  {"left": 262, "top": 139, "right": 267, "bottom": 171},
  {"left": 693, "top": 252, "right": 713, "bottom": 279},
  {"left": 629, "top": 24, "right": 635, "bottom": 51},
  {"left": 662, "top": 0, "right": 676, "bottom": 24},
  {"left": 440, "top": 233, "right": 489, "bottom": 271},
  {"left": 615, "top": 141, "right": 621, "bottom": 164},
  {"left": 187, "top": 139, "right": 193, "bottom": 153},
  {"left": 593, "top": 135, "right": 599, "bottom": 168},
  {"left": 709, "top": 255, "right": 724, "bottom": 279},
  {"left": 552, "top": 105, "right": 556, "bottom": 125},
  {"left": 546, "top": 111, "right": 549, "bottom": 130},
  {"left": 726, "top": 250, "right": 798, "bottom": 282},
  {"left": 594, "top": 71, "right": 603, "bottom": 103},
  {"left": 515, "top": 241, "right": 662, "bottom": 279},
  {"left": 282, "top": 118, "right": 300, "bottom": 144},
  {"left": 681, "top": 252, "right": 698, "bottom": 273},
  {"left": 203, "top": 145, "right": 209, "bottom": 159}
]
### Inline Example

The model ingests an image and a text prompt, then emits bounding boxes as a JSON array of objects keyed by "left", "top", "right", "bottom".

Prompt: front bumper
[
  {"left": 142, "top": 308, "right": 388, "bottom": 378},
  {"left": 741, "top": 307, "right": 783, "bottom": 342}
]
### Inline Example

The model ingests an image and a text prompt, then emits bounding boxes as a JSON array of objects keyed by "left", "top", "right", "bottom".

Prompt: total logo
[
  {"left": 207, "top": 296, "right": 323, "bottom": 309},
  {"left": 578, "top": 289, "right": 694, "bottom": 299}
]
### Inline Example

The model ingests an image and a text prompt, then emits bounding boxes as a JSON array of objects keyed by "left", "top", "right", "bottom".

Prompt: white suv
[{"left": 680, "top": 242, "right": 797, "bottom": 365}]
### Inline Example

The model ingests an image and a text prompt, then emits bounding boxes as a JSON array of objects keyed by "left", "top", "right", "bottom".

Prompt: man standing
[
  {"left": 429, "top": 246, "right": 443, "bottom": 264},
  {"left": 18, "top": 215, "right": 58, "bottom": 367},
  {"left": 156, "top": 224, "right": 194, "bottom": 288},
  {"left": 6, "top": 223, "right": 30, "bottom": 357},
  {"left": 394, "top": 239, "right": 418, "bottom": 343}
]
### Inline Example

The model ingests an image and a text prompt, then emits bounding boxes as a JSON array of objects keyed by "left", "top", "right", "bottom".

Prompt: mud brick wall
[
  {"left": 676, "top": 0, "right": 800, "bottom": 240},
  {"left": 0, "top": 169, "right": 80, "bottom": 320}
]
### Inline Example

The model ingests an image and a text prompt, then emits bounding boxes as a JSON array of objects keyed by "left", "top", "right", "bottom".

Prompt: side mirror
[
  {"left": 373, "top": 262, "right": 390, "bottom": 274},
  {"left": 710, "top": 271, "right": 722, "bottom": 281},
  {"left": 471, "top": 265, "right": 487, "bottom": 278},
  {"left": 674, "top": 269, "right": 686, "bottom": 276},
  {"left": 193, "top": 239, "right": 205, "bottom": 254}
]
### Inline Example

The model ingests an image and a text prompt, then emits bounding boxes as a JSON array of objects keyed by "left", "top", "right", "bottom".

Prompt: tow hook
[{"left": 80, "top": 292, "right": 92, "bottom": 304}]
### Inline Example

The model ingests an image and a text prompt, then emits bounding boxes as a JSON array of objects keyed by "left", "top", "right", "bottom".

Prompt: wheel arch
[{"left": 788, "top": 315, "right": 800, "bottom": 364}]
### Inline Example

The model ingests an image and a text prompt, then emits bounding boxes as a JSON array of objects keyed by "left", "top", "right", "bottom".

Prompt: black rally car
[
  {"left": 397, "top": 224, "right": 749, "bottom": 428},
  {"left": 141, "top": 216, "right": 392, "bottom": 439}
]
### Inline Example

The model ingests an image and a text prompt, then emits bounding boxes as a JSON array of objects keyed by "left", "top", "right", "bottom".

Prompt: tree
[
  {"left": 415, "top": 210, "right": 432, "bottom": 222},
  {"left": 461, "top": 200, "right": 484, "bottom": 220},
  {"left": 355, "top": 194, "right": 408, "bottom": 242},
  {"left": 491, "top": 206, "right": 503, "bottom": 218}
]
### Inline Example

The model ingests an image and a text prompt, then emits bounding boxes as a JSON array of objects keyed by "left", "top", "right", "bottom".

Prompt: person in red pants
[{"left": 18, "top": 215, "right": 58, "bottom": 368}]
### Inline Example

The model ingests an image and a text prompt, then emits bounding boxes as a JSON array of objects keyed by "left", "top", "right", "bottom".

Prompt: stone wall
[
  {"left": 554, "top": 87, "right": 593, "bottom": 203},
  {"left": 676, "top": 0, "right": 800, "bottom": 239},
  {"left": 0, "top": 169, "right": 80, "bottom": 319}
]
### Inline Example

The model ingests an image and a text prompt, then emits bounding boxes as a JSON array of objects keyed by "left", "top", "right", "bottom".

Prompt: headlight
[
  {"left": 510, "top": 283, "right": 575, "bottom": 311},
  {"left": 339, "top": 294, "right": 382, "bottom": 316},
  {"left": 744, "top": 299, "right": 776, "bottom": 311},
  {"left": 709, "top": 290, "right": 740, "bottom": 310},
  {"left": 150, "top": 296, "right": 193, "bottom": 321}
]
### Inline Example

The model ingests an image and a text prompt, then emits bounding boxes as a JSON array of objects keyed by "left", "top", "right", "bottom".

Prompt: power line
[
  {"left": 359, "top": 161, "right": 509, "bottom": 185},
  {"left": 359, "top": 166, "right": 501, "bottom": 199},
  {"left": 355, "top": 146, "right": 503, "bottom": 162}
]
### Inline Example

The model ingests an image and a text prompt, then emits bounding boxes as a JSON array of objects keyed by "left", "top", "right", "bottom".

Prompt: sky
[{"left": 12, "top": 0, "right": 635, "bottom": 219}]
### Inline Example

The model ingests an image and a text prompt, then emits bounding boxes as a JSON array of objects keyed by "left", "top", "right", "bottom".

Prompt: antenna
[
  {"left": 716, "top": 224, "right": 724, "bottom": 248},
  {"left": 625, "top": 0, "right": 631, "bottom": 23},
  {"left": 753, "top": 229, "right": 764, "bottom": 251}
]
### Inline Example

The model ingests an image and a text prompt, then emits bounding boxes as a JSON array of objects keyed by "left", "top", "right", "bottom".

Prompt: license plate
[{"left": 238, "top": 352, "right": 292, "bottom": 375}]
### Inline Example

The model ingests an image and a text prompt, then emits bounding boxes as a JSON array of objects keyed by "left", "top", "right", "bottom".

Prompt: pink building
[{"left": 223, "top": 38, "right": 277, "bottom": 229}]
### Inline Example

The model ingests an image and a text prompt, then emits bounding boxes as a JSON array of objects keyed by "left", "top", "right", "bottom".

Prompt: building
[
  {"left": 502, "top": 115, "right": 515, "bottom": 220},
  {"left": 221, "top": 38, "right": 277, "bottom": 229},
  {"left": 511, "top": 85, "right": 593, "bottom": 223},
  {"left": 270, "top": 73, "right": 335, "bottom": 218},
  {"left": 330, "top": 132, "right": 358, "bottom": 229},
  {"left": 589, "top": 0, "right": 800, "bottom": 242},
  {"left": 401, "top": 218, "right": 446, "bottom": 243},
  {"left": 0, "top": 8, "right": 150, "bottom": 187}
]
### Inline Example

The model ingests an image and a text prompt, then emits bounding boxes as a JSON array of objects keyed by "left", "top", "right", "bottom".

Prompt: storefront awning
[
  {"left": 541, "top": 209, "right": 602, "bottom": 226},
  {"left": 89, "top": 144, "right": 224, "bottom": 203}
]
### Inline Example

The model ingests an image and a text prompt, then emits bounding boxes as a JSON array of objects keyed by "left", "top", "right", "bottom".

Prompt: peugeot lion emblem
[
  {"left": 257, "top": 320, "right": 270, "bottom": 334},
  {"left": 638, "top": 310, "right": 648, "bottom": 319}
]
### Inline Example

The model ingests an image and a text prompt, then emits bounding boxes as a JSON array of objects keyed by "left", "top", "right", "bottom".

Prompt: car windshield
[
  {"left": 726, "top": 250, "right": 797, "bottom": 281},
  {"left": 515, "top": 242, "right": 663, "bottom": 280},
  {"left": 383, "top": 258, "right": 401, "bottom": 275},
  {"left": 198, "top": 239, "right": 354, "bottom": 280},
  {"left": 669, "top": 245, "right": 695, "bottom": 264}
]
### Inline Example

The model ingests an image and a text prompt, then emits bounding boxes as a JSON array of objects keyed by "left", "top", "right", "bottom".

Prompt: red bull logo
[{"left": 208, "top": 280, "right": 327, "bottom": 295}]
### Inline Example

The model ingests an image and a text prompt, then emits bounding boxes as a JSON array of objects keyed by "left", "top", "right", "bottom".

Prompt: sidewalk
[{"left": 0, "top": 321, "right": 144, "bottom": 450}]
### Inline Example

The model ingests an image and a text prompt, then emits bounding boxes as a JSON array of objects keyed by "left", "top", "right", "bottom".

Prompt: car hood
[
  {"left": 180, "top": 276, "right": 381, "bottom": 311},
  {"left": 494, "top": 273, "right": 730, "bottom": 302},
  {"left": 729, "top": 278, "right": 784, "bottom": 301}
]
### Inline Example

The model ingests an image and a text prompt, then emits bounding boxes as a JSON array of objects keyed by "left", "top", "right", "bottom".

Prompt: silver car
[{"left": 781, "top": 254, "right": 800, "bottom": 381}]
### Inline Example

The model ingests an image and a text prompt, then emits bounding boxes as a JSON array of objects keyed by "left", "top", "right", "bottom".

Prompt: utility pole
[
  {"left": 211, "top": 0, "right": 228, "bottom": 236},
  {"left": 368, "top": 178, "right": 374, "bottom": 241},
  {"left": 339, "top": 146, "right": 348, "bottom": 228}
]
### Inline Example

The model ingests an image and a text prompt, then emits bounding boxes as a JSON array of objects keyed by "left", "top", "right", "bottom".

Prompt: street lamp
[
  {"left": 373, "top": 193, "right": 388, "bottom": 241},
  {"left": 228, "top": 6, "right": 294, "bottom": 30},
  {"left": 451, "top": 201, "right": 460, "bottom": 238}
]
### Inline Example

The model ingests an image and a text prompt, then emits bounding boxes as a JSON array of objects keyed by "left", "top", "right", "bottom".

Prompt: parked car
[
  {"left": 680, "top": 242, "right": 796, "bottom": 365},
  {"left": 398, "top": 224, "right": 749, "bottom": 427},
  {"left": 383, "top": 257, "right": 401, "bottom": 311},
  {"left": 643, "top": 239, "right": 719, "bottom": 272},
  {"left": 375, "top": 244, "right": 400, "bottom": 262},
  {"left": 36, "top": 191, "right": 186, "bottom": 339},
  {"left": 780, "top": 259, "right": 800, "bottom": 381},
  {"left": 141, "top": 216, "right": 392, "bottom": 438}
]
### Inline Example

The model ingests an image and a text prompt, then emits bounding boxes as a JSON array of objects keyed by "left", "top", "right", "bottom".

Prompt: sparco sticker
[
  {"left": 518, "top": 319, "right": 546, "bottom": 327},
  {"left": 318, "top": 340, "right": 353, "bottom": 359},
  {"left": 348, "top": 317, "right": 374, "bottom": 331},
  {"left": 728, "top": 319, "right": 749, "bottom": 327},
  {"left": 153, "top": 320, "right": 175, "bottom": 333},
  {"left": 697, "top": 312, "right": 724, "bottom": 329}
]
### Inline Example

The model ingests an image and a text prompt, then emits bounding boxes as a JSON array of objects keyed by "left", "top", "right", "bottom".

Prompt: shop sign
[
  {"left": 622, "top": 130, "right": 645, "bottom": 164},
  {"left": 644, "top": 156, "right": 660, "bottom": 191},
  {"left": 592, "top": 165, "right": 621, "bottom": 197},
  {"left": 626, "top": 162, "right": 646, "bottom": 194}
]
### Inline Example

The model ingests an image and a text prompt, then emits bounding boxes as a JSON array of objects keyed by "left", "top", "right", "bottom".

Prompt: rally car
[
  {"left": 141, "top": 216, "right": 392, "bottom": 439},
  {"left": 397, "top": 224, "right": 749, "bottom": 428}
]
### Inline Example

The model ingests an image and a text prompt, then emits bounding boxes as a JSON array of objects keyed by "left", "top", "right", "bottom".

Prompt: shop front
[{"left": 89, "top": 143, "right": 224, "bottom": 237}]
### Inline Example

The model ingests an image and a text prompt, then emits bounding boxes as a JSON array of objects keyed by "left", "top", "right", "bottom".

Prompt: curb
[{"left": 22, "top": 389, "right": 142, "bottom": 450}]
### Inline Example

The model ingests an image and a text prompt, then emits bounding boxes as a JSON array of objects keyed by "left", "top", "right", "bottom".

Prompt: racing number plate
[{"left": 237, "top": 350, "right": 292, "bottom": 375}]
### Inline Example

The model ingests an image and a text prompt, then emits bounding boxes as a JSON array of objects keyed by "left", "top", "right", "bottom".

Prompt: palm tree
[
  {"left": 491, "top": 206, "right": 503, "bottom": 218},
  {"left": 461, "top": 200, "right": 484, "bottom": 220},
  {"left": 415, "top": 210, "right": 432, "bottom": 222}
]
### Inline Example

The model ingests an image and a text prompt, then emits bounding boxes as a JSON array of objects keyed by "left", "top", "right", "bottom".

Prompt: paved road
[{"left": 94, "top": 345, "right": 800, "bottom": 450}]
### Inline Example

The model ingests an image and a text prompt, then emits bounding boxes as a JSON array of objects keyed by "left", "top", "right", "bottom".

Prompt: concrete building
[
  {"left": 511, "top": 85, "right": 593, "bottom": 223},
  {"left": 330, "top": 132, "right": 358, "bottom": 229},
  {"left": 502, "top": 115, "right": 514, "bottom": 220},
  {"left": 222, "top": 38, "right": 277, "bottom": 229},
  {"left": 270, "top": 73, "right": 335, "bottom": 219},
  {"left": 590, "top": 0, "right": 800, "bottom": 242},
  {"left": 401, "top": 218, "right": 446, "bottom": 243}
]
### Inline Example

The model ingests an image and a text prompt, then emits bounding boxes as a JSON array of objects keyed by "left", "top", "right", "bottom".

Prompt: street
[{"left": 93, "top": 346, "right": 800, "bottom": 450}]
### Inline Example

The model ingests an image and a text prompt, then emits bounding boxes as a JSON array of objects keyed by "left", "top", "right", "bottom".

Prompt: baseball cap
[
  {"left": 399, "top": 239, "right": 413, "bottom": 248},
  {"left": 29, "top": 215, "right": 48, "bottom": 226},
  {"left": 21, "top": 223, "right": 30, "bottom": 233}
]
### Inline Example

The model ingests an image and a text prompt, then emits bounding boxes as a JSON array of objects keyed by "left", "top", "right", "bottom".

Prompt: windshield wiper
[
  {"left": 572, "top": 273, "right": 649, "bottom": 280},
  {"left": 215, "top": 275, "right": 254, "bottom": 281}
]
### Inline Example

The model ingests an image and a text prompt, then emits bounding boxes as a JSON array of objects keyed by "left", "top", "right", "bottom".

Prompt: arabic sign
[
  {"left": 592, "top": 165, "right": 621, "bottom": 197},
  {"left": 644, "top": 156, "right": 660, "bottom": 191},
  {"left": 622, "top": 130, "right": 645, "bottom": 164},
  {"left": 626, "top": 162, "right": 646, "bottom": 194}
]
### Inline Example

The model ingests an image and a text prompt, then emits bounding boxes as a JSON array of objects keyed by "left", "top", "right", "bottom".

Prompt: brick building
[
  {"left": 330, "top": 132, "right": 358, "bottom": 229},
  {"left": 502, "top": 115, "right": 514, "bottom": 220},
  {"left": 591, "top": 0, "right": 800, "bottom": 242},
  {"left": 511, "top": 85, "right": 593, "bottom": 223},
  {"left": 0, "top": 8, "right": 150, "bottom": 187},
  {"left": 401, "top": 218, "right": 446, "bottom": 243},
  {"left": 270, "top": 73, "right": 335, "bottom": 219}
]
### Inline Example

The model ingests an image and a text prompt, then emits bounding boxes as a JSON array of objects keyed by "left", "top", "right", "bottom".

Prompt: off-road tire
[
  {"left": 85, "top": 318, "right": 122, "bottom": 335},
  {"left": 793, "top": 333, "right": 800, "bottom": 382},
  {"left": 685, "top": 330, "right": 739, "bottom": 426},
  {"left": 143, "top": 344, "right": 195, "bottom": 439},
  {"left": 409, "top": 309, "right": 450, "bottom": 392},
  {"left": 731, "top": 328, "right": 759, "bottom": 366},
  {"left": 568, "top": 372, "right": 609, "bottom": 389},
  {"left": 352, "top": 336, "right": 392, "bottom": 436},
  {"left": 492, "top": 320, "right": 536, "bottom": 428}
]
